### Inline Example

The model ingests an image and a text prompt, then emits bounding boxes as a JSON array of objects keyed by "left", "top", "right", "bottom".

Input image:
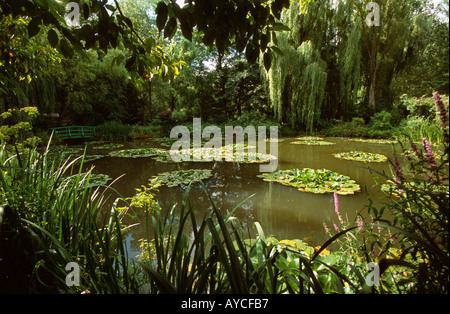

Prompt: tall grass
[
  {"left": 136, "top": 185, "right": 369, "bottom": 294},
  {"left": 393, "top": 116, "right": 443, "bottom": 145},
  {"left": 97, "top": 121, "right": 132, "bottom": 142},
  {"left": 0, "top": 138, "right": 141, "bottom": 293}
]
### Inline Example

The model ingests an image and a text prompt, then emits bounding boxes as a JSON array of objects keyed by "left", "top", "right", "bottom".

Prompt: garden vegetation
[{"left": 1, "top": 0, "right": 448, "bottom": 294}]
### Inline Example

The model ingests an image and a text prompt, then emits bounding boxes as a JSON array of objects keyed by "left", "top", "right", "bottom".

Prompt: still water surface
[{"left": 88, "top": 137, "right": 398, "bottom": 257}]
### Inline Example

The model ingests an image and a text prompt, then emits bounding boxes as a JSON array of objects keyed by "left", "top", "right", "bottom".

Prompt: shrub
[
  {"left": 325, "top": 118, "right": 368, "bottom": 138},
  {"left": 97, "top": 121, "right": 132, "bottom": 142},
  {"left": 171, "top": 109, "right": 188, "bottom": 124},
  {"left": 157, "top": 110, "right": 173, "bottom": 121},
  {"left": 366, "top": 110, "right": 394, "bottom": 138},
  {"left": 325, "top": 113, "right": 396, "bottom": 139},
  {"left": 399, "top": 93, "right": 449, "bottom": 119},
  {"left": 393, "top": 93, "right": 449, "bottom": 144}
]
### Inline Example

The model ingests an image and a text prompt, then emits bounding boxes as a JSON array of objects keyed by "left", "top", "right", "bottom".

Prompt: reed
[
  {"left": 0, "top": 137, "right": 141, "bottom": 293},
  {"left": 137, "top": 184, "right": 365, "bottom": 294},
  {"left": 393, "top": 116, "right": 443, "bottom": 145}
]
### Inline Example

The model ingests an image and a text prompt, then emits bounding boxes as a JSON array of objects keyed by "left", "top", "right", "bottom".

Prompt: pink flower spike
[
  {"left": 333, "top": 192, "right": 339, "bottom": 214},
  {"left": 357, "top": 220, "right": 364, "bottom": 232}
]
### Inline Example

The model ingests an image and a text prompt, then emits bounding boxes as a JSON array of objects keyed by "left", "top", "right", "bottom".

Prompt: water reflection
[{"left": 87, "top": 137, "right": 397, "bottom": 256}]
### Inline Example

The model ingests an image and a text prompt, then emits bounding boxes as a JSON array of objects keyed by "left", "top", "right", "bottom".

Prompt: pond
[{"left": 80, "top": 137, "right": 398, "bottom": 258}]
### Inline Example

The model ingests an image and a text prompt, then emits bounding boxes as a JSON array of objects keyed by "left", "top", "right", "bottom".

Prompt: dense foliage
[{"left": 1, "top": 0, "right": 448, "bottom": 295}]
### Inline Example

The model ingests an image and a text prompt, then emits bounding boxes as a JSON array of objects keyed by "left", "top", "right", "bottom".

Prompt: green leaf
[
  {"left": 270, "top": 46, "right": 284, "bottom": 57},
  {"left": 47, "top": 29, "right": 59, "bottom": 48},
  {"left": 105, "top": 4, "right": 116, "bottom": 12},
  {"left": 312, "top": 227, "right": 358, "bottom": 261},
  {"left": 156, "top": 2, "right": 169, "bottom": 32},
  {"left": 270, "top": 22, "right": 291, "bottom": 32},
  {"left": 282, "top": 0, "right": 290, "bottom": 9},
  {"left": 202, "top": 31, "right": 215, "bottom": 46},
  {"left": 59, "top": 39, "right": 74, "bottom": 58},
  {"left": 260, "top": 33, "right": 269, "bottom": 51},
  {"left": 144, "top": 37, "right": 156, "bottom": 52},
  {"left": 263, "top": 52, "right": 272, "bottom": 71},
  {"left": 35, "top": 0, "right": 48, "bottom": 10},
  {"left": 245, "top": 43, "right": 259, "bottom": 64},
  {"left": 83, "top": 3, "right": 90, "bottom": 20},
  {"left": 28, "top": 17, "right": 42, "bottom": 38},
  {"left": 164, "top": 18, "right": 177, "bottom": 39},
  {"left": 125, "top": 54, "right": 137, "bottom": 70},
  {"left": 139, "top": 262, "right": 176, "bottom": 294},
  {"left": 180, "top": 21, "right": 193, "bottom": 41}
]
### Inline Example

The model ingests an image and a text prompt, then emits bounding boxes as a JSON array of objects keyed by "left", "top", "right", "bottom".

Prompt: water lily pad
[
  {"left": 291, "top": 140, "right": 335, "bottom": 146},
  {"left": 296, "top": 136, "right": 325, "bottom": 141},
  {"left": 92, "top": 143, "right": 125, "bottom": 150},
  {"left": 168, "top": 145, "right": 277, "bottom": 164},
  {"left": 344, "top": 138, "right": 397, "bottom": 144},
  {"left": 333, "top": 151, "right": 387, "bottom": 163},
  {"left": 109, "top": 148, "right": 167, "bottom": 158},
  {"left": 150, "top": 169, "right": 213, "bottom": 187},
  {"left": 266, "top": 138, "right": 284, "bottom": 143},
  {"left": 257, "top": 168, "right": 361, "bottom": 195}
]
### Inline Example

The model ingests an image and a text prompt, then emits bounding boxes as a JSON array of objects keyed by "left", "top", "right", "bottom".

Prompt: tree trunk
[
  {"left": 217, "top": 54, "right": 228, "bottom": 120},
  {"left": 148, "top": 77, "right": 152, "bottom": 120},
  {"left": 368, "top": 26, "right": 378, "bottom": 114}
]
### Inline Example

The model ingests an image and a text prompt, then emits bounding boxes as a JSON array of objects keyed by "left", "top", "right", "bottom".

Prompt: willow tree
[
  {"left": 264, "top": 2, "right": 328, "bottom": 132},
  {"left": 337, "top": 0, "right": 363, "bottom": 118},
  {"left": 262, "top": 0, "right": 426, "bottom": 130}
]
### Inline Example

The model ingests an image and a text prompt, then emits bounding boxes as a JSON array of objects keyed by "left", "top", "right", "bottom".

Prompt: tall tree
[{"left": 262, "top": 0, "right": 428, "bottom": 131}]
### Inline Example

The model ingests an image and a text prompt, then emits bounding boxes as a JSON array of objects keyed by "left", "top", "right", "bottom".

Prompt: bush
[
  {"left": 325, "top": 118, "right": 368, "bottom": 138},
  {"left": 393, "top": 93, "right": 449, "bottom": 144},
  {"left": 325, "top": 112, "right": 395, "bottom": 139},
  {"left": 49, "top": 50, "right": 145, "bottom": 125},
  {"left": 97, "top": 121, "right": 132, "bottom": 142},
  {"left": 171, "top": 108, "right": 188, "bottom": 124},
  {"left": 366, "top": 111, "right": 394, "bottom": 138},
  {"left": 399, "top": 93, "right": 449, "bottom": 119}
]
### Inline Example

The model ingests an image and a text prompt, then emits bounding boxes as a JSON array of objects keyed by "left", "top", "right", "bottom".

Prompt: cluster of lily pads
[
  {"left": 257, "top": 168, "right": 361, "bottom": 195},
  {"left": 107, "top": 143, "right": 277, "bottom": 165},
  {"left": 108, "top": 147, "right": 167, "bottom": 159},
  {"left": 333, "top": 151, "right": 387, "bottom": 163},
  {"left": 92, "top": 143, "right": 125, "bottom": 150},
  {"left": 150, "top": 169, "right": 213, "bottom": 187},
  {"left": 175, "top": 144, "right": 277, "bottom": 164},
  {"left": 344, "top": 138, "right": 397, "bottom": 144},
  {"left": 291, "top": 137, "right": 335, "bottom": 146}
]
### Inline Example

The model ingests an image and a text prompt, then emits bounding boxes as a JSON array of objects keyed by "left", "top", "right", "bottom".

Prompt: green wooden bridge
[{"left": 51, "top": 126, "right": 97, "bottom": 140}]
